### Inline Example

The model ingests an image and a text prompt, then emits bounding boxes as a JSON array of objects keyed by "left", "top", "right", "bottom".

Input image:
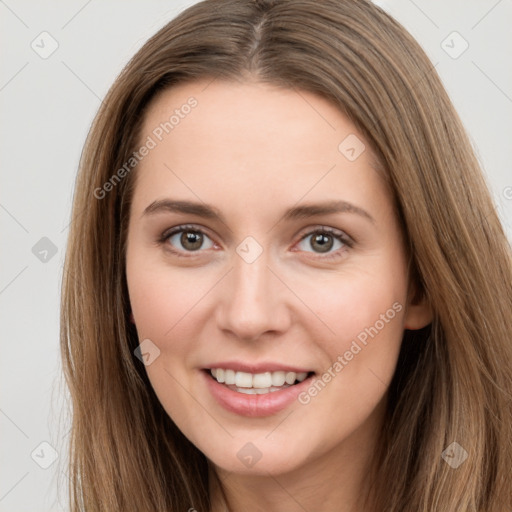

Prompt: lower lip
[{"left": 202, "top": 370, "right": 314, "bottom": 417}]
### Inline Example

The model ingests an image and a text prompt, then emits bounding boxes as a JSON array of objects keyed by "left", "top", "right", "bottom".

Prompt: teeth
[
  {"left": 271, "top": 371, "right": 286, "bottom": 386},
  {"left": 235, "top": 371, "right": 253, "bottom": 388},
  {"left": 253, "top": 372, "right": 272, "bottom": 388},
  {"left": 235, "top": 385, "right": 291, "bottom": 394},
  {"left": 285, "top": 372, "right": 296, "bottom": 385},
  {"left": 210, "top": 368, "right": 311, "bottom": 390},
  {"left": 224, "top": 369, "right": 236, "bottom": 385}
]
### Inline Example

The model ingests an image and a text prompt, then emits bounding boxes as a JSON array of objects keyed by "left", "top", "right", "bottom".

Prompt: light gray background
[{"left": 1, "top": 1, "right": 511, "bottom": 510}]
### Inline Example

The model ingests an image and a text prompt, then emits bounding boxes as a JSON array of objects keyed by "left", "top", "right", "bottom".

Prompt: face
[{"left": 125, "top": 79, "right": 430, "bottom": 478}]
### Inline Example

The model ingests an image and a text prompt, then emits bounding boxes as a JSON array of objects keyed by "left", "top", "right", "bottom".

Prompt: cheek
[
  {"left": 127, "top": 257, "right": 208, "bottom": 339},
  {"left": 302, "top": 262, "right": 407, "bottom": 351},
  {"left": 126, "top": 261, "right": 206, "bottom": 423},
  {"left": 300, "top": 264, "right": 407, "bottom": 413},
  {"left": 126, "top": 257, "right": 222, "bottom": 406},
  {"left": 127, "top": 269, "right": 175, "bottom": 338}
]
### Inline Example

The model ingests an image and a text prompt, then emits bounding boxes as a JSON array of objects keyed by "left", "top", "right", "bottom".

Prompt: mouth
[{"left": 204, "top": 368, "right": 316, "bottom": 395}]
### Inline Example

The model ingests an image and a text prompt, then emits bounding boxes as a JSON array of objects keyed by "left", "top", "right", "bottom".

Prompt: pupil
[
  {"left": 312, "top": 233, "right": 333, "bottom": 253},
  {"left": 181, "top": 231, "right": 203, "bottom": 251}
]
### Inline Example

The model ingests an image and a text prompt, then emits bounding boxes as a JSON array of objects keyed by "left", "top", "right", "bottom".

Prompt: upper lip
[{"left": 204, "top": 361, "right": 314, "bottom": 374}]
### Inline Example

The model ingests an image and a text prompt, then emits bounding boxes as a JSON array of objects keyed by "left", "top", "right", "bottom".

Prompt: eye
[
  {"left": 295, "top": 227, "right": 352, "bottom": 257},
  {"left": 160, "top": 225, "right": 215, "bottom": 254}
]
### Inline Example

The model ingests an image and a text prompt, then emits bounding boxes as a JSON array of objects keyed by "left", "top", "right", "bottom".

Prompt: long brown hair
[{"left": 60, "top": 0, "right": 512, "bottom": 510}]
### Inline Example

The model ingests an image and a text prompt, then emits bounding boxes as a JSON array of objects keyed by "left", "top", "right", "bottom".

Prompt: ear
[
  {"left": 403, "top": 281, "right": 432, "bottom": 330},
  {"left": 129, "top": 312, "right": 136, "bottom": 324}
]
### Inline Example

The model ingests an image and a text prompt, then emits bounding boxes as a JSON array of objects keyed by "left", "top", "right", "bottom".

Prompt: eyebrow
[{"left": 141, "top": 199, "right": 375, "bottom": 224}]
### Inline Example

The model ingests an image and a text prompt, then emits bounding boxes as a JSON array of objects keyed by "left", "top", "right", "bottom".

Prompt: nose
[{"left": 215, "top": 248, "right": 291, "bottom": 342}]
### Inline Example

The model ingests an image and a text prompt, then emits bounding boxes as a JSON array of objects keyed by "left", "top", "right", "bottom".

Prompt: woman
[{"left": 60, "top": 0, "right": 512, "bottom": 510}]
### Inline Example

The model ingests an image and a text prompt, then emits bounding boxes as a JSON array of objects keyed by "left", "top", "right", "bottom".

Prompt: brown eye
[
  {"left": 296, "top": 227, "right": 351, "bottom": 257},
  {"left": 310, "top": 233, "right": 334, "bottom": 253},
  {"left": 180, "top": 231, "right": 204, "bottom": 251},
  {"left": 162, "top": 226, "right": 214, "bottom": 253}
]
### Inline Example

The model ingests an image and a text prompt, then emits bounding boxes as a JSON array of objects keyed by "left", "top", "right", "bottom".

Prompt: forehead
[
  {"left": 139, "top": 78, "right": 370, "bottom": 165},
  {"left": 132, "top": 79, "right": 388, "bottom": 219}
]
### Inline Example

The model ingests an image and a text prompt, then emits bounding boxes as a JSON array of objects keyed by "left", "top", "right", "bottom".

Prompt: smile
[
  {"left": 209, "top": 368, "right": 311, "bottom": 394},
  {"left": 202, "top": 365, "right": 316, "bottom": 416}
]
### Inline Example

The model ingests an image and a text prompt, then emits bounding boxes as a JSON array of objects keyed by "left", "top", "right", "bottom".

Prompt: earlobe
[
  {"left": 403, "top": 280, "right": 433, "bottom": 330},
  {"left": 129, "top": 312, "right": 136, "bottom": 324},
  {"left": 403, "top": 301, "right": 432, "bottom": 330}
]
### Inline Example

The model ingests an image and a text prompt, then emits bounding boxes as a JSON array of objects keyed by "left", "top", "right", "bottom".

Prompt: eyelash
[{"left": 158, "top": 224, "right": 354, "bottom": 260}]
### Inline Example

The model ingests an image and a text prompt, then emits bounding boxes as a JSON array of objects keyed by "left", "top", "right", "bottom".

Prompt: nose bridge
[
  {"left": 217, "top": 241, "right": 289, "bottom": 340},
  {"left": 233, "top": 249, "right": 270, "bottom": 301}
]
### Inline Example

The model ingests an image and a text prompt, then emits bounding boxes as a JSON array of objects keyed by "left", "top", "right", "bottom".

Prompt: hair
[{"left": 60, "top": 0, "right": 512, "bottom": 510}]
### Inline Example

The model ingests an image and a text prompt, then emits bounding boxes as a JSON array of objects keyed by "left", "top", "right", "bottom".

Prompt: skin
[{"left": 125, "top": 78, "right": 431, "bottom": 512}]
